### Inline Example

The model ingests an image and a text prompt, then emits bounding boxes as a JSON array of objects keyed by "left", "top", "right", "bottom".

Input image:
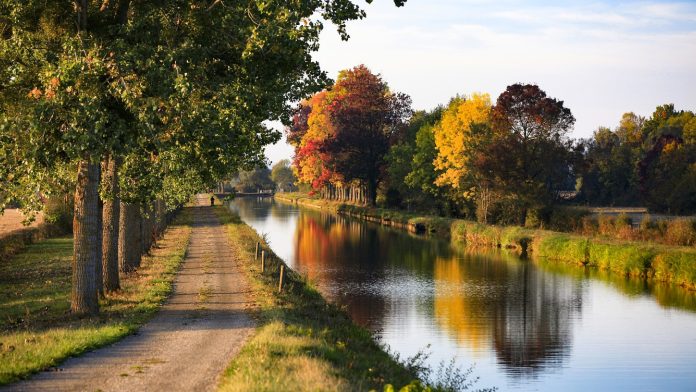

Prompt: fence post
[
  {"left": 261, "top": 250, "right": 265, "bottom": 273},
  {"left": 278, "top": 265, "right": 285, "bottom": 293}
]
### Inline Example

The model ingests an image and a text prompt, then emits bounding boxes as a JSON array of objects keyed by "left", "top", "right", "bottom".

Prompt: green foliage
[
  {"left": 42, "top": 197, "right": 73, "bottom": 233},
  {"left": 270, "top": 159, "right": 297, "bottom": 192},
  {"left": 233, "top": 166, "right": 275, "bottom": 193}
]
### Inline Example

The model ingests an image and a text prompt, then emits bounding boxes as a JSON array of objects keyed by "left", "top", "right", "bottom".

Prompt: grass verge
[
  {"left": 276, "top": 193, "right": 696, "bottom": 291},
  {"left": 211, "top": 205, "right": 420, "bottom": 391},
  {"left": 0, "top": 208, "right": 192, "bottom": 385}
]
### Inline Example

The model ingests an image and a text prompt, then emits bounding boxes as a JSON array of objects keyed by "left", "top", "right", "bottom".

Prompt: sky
[{"left": 264, "top": 0, "right": 696, "bottom": 165}]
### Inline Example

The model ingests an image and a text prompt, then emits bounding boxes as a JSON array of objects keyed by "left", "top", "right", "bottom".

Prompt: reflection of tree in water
[
  {"left": 491, "top": 261, "right": 583, "bottom": 377},
  {"left": 230, "top": 197, "right": 272, "bottom": 220},
  {"left": 269, "top": 200, "right": 296, "bottom": 220},
  {"left": 287, "top": 203, "right": 585, "bottom": 376},
  {"left": 292, "top": 210, "right": 387, "bottom": 330},
  {"left": 433, "top": 252, "right": 583, "bottom": 376}
]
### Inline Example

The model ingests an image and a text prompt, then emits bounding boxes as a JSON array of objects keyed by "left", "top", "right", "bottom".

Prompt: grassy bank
[
  {"left": 211, "top": 205, "right": 427, "bottom": 391},
  {"left": 0, "top": 221, "right": 71, "bottom": 262},
  {"left": 276, "top": 193, "right": 696, "bottom": 291},
  {"left": 0, "top": 208, "right": 192, "bottom": 384}
]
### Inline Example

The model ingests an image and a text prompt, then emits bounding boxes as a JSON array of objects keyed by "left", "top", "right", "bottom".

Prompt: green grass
[
  {"left": 0, "top": 208, "right": 192, "bottom": 385},
  {"left": 532, "top": 233, "right": 589, "bottom": 266},
  {"left": 212, "top": 206, "right": 419, "bottom": 391}
]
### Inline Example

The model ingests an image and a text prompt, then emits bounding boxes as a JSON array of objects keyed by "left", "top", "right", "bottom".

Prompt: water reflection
[{"left": 229, "top": 197, "right": 696, "bottom": 391}]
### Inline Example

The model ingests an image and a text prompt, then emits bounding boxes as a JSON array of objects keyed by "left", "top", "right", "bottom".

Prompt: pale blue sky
[{"left": 265, "top": 0, "right": 696, "bottom": 164}]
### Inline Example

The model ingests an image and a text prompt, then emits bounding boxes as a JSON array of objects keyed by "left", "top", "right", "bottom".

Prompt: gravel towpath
[{"left": 7, "top": 195, "right": 255, "bottom": 392}]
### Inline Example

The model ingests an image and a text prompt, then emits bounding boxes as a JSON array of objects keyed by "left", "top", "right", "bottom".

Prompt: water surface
[{"left": 229, "top": 197, "right": 696, "bottom": 391}]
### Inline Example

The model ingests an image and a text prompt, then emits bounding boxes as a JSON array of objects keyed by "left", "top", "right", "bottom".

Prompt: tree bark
[
  {"left": 71, "top": 160, "right": 100, "bottom": 315},
  {"left": 95, "top": 195, "right": 104, "bottom": 298},
  {"left": 102, "top": 156, "right": 120, "bottom": 292},
  {"left": 119, "top": 202, "right": 141, "bottom": 272}
]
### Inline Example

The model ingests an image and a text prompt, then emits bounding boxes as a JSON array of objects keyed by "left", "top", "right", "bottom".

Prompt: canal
[{"left": 228, "top": 197, "right": 696, "bottom": 391}]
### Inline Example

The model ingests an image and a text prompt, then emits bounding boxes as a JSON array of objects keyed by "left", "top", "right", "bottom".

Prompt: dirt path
[{"left": 7, "top": 196, "right": 255, "bottom": 392}]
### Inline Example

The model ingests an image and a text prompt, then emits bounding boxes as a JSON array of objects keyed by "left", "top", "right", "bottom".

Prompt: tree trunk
[
  {"left": 119, "top": 202, "right": 141, "bottom": 272},
  {"left": 71, "top": 160, "right": 100, "bottom": 315},
  {"left": 102, "top": 156, "right": 120, "bottom": 292},
  {"left": 95, "top": 195, "right": 104, "bottom": 298},
  {"left": 366, "top": 178, "right": 377, "bottom": 207}
]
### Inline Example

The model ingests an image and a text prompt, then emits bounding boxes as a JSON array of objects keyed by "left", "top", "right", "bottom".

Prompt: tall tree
[
  {"left": 481, "top": 84, "right": 575, "bottom": 224},
  {"left": 1, "top": 1, "right": 408, "bottom": 314},
  {"left": 320, "top": 65, "right": 412, "bottom": 205},
  {"left": 271, "top": 159, "right": 297, "bottom": 192}
]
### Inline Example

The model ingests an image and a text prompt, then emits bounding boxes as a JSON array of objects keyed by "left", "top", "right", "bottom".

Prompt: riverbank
[
  {"left": 275, "top": 193, "right": 696, "bottom": 291},
  {"left": 0, "top": 208, "right": 192, "bottom": 384},
  {"left": 211, "top": 204, "right": 424, "bottom": 391}
]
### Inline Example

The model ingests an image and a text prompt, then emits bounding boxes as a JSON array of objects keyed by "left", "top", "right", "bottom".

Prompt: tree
[
  {"left": 638, "top": 106, "right": 696, "bottom": 213},
  {"left": 320, "top": 65, "right": 412, "bottom": 205},
  {"left": 1, "top": 0, "right": 408, "bottom": 314},
  {"left": 289, "top": 65, "right": 412, "bottom": 205},
  {"left": 385, "top": 108, "right": 444, "bottom": 209},
  {"left": 234, "top": 167, "right": 275, "bottom": 193},
  {"left": 271, "top": 159, "right": 297, "bottom": 192},
  {"left": 480, "top": 84, "right": 575, "bottom": 224},
  {"left": 431, "top": 94, "right": 493, "bottom": 220}
]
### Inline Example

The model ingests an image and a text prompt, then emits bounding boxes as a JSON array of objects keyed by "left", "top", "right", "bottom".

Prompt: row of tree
[
  {"left": 0, "top": 1, "right": 406, "bottom": 315},
  {"left": 288, "top": 65, "right": 696, "bottom": 224}
]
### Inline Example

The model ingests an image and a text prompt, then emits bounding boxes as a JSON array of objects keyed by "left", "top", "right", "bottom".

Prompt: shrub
[
  {"left": 489, "top": 198, "right": 525, "bottom": 226},
  {"left": 580, "top": 216, "right": 599, "bottom": 236},
  {"left": 548, "top": 207, "right": 590, "bottom": 232},
  {"left": 613, "top": 213, "right": 634, "bottom": 240},
  {"left": 43, "top": 197, "right": 73, "bottom": 233},
  {"left": 664, "top": 219, "right": 696, "bottom": 246},
  {"left": 524, "top": 207, "right": 552, "bottom": 229},
  {"left": 597, "top": 214, "right": 614, "bottom": 236}
]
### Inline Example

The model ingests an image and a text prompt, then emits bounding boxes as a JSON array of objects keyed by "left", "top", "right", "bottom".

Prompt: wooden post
[
  {"left": 278, "top": 265, "right": 285, "bottom": 293},
  {"left": 261, "top": 250, "right": 265, "bottom": 273},
  {"left": 255, "top": 242, "right": 259, "bottom": 260}
]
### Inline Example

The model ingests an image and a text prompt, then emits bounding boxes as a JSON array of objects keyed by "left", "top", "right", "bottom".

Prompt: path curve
[{"left": 7, "top": 195, "right": 255, "bottom": 392}]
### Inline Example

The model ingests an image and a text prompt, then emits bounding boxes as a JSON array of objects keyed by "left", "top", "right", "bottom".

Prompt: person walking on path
[{"left": 210, "top": 195, "right": 215, "bottom": 206}]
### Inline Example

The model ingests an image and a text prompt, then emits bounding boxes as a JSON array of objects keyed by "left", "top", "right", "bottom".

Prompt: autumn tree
[
  {"left": 320, "top": 65, "right": 412, "bottom": 205},
  {"left": 431, "top": 94, "right": 494, "bottom": 221},
  {"left": 480, "top": 84, "right": 575, "bottom": 224}
]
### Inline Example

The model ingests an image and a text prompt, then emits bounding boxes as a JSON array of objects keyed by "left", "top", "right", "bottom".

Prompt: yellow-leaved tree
[
  {"left": 432, "top": 93, "right": 494, "bottom": 221},
  {"left": 433, "top": 93, "right": 492, "bottom": 188}
]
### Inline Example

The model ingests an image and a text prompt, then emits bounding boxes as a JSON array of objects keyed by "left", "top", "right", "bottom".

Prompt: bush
[
  {"left": 613, "top": 213, "right": 634, "bottom": 240},
  {"left": 524, "top": 207, "right": 552, "bottom": 229},
  {"left": 489, "top": 198, "right": 525, "bottom": 226},
  {"left": 580, "top": 216, "right": 599, "bottom": 236},
  {"left": 43, "top": 197, "right": 73, "bottom": 233},
  {"left": 548, "top": 207, "right": 590, "bottom": 232},
  {"left": 664, "top": 219, "right": 696, "bottom": 246}
]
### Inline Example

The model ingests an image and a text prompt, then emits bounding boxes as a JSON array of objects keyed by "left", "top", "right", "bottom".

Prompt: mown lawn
[{"left": 0, "top": 208, "right": 192, "bottom": 385}]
